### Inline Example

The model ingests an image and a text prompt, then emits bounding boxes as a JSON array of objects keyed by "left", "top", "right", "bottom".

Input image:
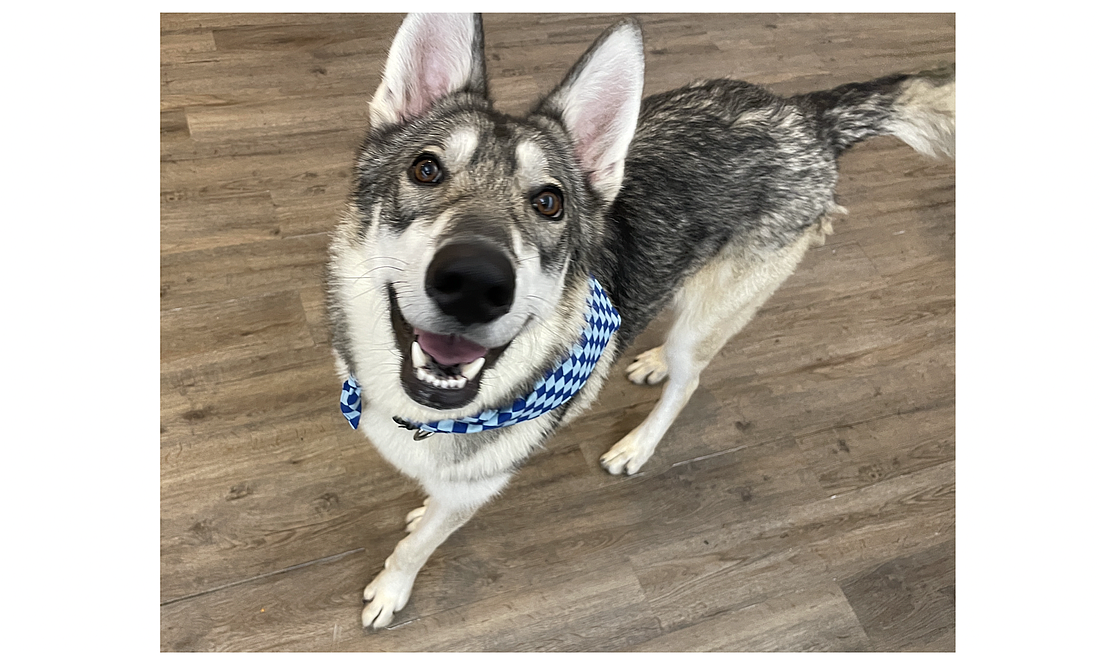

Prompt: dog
[{"left": 325, "top": 13, "right": 955, "bottom": 629}]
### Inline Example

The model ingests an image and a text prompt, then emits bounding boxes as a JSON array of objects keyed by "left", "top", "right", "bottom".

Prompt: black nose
[{"left": 425, "top": 241, "right": 515, "bottom": 326}]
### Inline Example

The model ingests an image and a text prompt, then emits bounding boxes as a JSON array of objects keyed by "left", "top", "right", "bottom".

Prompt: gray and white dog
[{"left": 326, "top": 13, "right": 955, "bottom": 628}]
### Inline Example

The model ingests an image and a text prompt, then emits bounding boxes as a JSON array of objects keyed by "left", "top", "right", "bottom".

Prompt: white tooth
[
  {"left": 460, "top": 357, "right": 485, "bottom": 380},
  {"left": 416, "top": 367, "right": 429, "bottom": 382},
  {"left": 411, "top": 341, "right": 429, "bottom": 369},
  {"left": 454, "top": 376, "right": 467, "bottom": 389},
  {"left": 431, "top": 377, "right": 446, "bottom": 388}
]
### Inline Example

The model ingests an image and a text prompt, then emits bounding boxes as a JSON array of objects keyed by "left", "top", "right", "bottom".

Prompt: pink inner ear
[
  {"left": 574, "top": 104, "right": 623, "bottom": 174},
  {"left": 407, "top": 44, "right": 453, "bottom": 118},
  {"left": 567, "top": 76, "right": 638, "bottom": 181},
  {"left": 391, "top": 17, "right": 477, "bottom": 123}
]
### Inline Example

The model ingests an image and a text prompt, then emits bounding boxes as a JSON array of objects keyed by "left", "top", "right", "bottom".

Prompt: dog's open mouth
[
  {"left": 411, "top": 329, "right": 488, "bottom": 393},
  {"left": 388, "top": 286, "right": 507, "bottom": 410}
]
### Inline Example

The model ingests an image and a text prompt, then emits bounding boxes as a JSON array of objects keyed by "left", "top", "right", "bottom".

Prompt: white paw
[
  {"left": 405, "top": 499, "right": 429, "bottom": 533},
  {"left": 600, "top": 430, "right": 656, "bottom": 476},
  {"left": 626, "top": 346, "right": 668, "bottom": 385},
  {"left": 362, "top": 566, "right": 415, "bottom": 629}
]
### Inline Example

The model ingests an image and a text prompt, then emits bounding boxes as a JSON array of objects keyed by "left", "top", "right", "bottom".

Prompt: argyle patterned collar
[{"left": 340, "top": 276, "right": 620, "bottom": 439}]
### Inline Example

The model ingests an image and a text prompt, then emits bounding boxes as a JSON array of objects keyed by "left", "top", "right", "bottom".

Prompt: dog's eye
[
  {"left": 532, "top": 188, "right": 564, "bottom": 219},
  {"left": 410, "top": 154, "right": 443, "bottom": 184}
]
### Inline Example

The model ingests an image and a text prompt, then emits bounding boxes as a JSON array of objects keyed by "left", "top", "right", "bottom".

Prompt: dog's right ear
[{"left": 369, "top": 13, "right": 488, "bottom": 130}]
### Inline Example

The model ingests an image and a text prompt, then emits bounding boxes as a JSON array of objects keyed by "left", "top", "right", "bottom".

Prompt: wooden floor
[{"left": 161, "top": 13, "right": 955, "bottom": 652}]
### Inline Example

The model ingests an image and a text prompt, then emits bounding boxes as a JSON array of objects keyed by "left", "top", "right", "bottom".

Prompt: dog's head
[{"left": 328, "top": 14, "right": 643, "bottom": 421}]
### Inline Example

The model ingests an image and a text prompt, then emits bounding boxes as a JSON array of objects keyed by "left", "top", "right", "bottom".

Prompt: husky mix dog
[{"left": 326, "top": 13, "right": 955, "bottom": 628}]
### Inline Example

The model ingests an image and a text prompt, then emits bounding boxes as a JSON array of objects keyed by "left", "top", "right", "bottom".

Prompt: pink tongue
[{"left": 415, "top": 329, "right": 489, "bottom": 366}]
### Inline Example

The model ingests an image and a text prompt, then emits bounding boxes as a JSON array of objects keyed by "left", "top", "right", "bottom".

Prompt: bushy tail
[{"left": 800, "top": 65, "right": 955, "bottom": 159}]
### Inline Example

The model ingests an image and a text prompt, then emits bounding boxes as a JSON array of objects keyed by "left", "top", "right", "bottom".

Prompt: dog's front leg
[{"left": 362, "top": 473, "right": 510, "bottom": 629}]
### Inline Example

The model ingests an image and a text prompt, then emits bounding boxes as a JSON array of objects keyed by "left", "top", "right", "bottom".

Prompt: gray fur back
[
  {"left": 595, "top": 70, "right": 951, "bottom": 348},
  {"left": 597, "top": 80, "right": 839, "bottom": 346}
]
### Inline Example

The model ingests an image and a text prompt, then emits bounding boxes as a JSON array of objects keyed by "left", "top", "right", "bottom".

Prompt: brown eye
[
  {"left": 410, "top": 154, "right": 443, "bottom": 184},
  {"left": 532, "top": 187, "right": 564, "bottom": 219}
]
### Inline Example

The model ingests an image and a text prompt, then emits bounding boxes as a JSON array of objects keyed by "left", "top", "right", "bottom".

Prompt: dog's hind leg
[
  {"left": 362, "top": 473, "right": 510, "bottom": 629},
  {"left": 404, "top": 497, "right": 429, "bottom": 533},
  {"left": 602, "top": 230, "right": 818, "bottom": 475},
  {"left": 625, "top": 345, "right": 669, "bottom": 385}
]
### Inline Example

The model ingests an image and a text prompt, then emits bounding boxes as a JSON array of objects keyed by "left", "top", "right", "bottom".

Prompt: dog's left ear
[
  {"left": 369, "top": 13, "right": 488, "bottom": 130},
  {"left": 537, "top": 19, "right": 645, "bottom": 204}
]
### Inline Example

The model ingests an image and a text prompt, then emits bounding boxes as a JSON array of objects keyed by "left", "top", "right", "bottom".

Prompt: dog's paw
[
  {"left": 600, "top": 430, "right": 656, "bottom": 476},
  {"left": 362, "top": 566, "right": 415, "bottom": 630},
  {"left": 626, "top": 346, "right": 668, "bottom": 385},
  {"left": 404, "top": 499, "right": 429, "bottom": 534}
]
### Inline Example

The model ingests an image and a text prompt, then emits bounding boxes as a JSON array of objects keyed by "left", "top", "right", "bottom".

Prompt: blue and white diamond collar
[{"left": 340, "top": 276, "right": 620, "bottom": 438}]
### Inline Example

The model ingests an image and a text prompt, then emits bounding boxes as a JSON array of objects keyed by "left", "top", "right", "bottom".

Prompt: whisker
[
  {"left": 352, "top": 254, "right": 409, "bottom": 270},
  {"left": 335, "top": 264, "right": 404, "bottom": 280},
  {"left": 361, "top": 255, "right": 409, "bottom": 263}
]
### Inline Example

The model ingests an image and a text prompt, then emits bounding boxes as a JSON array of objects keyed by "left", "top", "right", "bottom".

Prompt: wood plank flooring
[{"left": 161, "top": 13, "right": 955, "bottom": 651}]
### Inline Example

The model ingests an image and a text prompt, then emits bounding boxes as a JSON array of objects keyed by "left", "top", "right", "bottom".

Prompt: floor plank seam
[
  {"left": 160, "top": 547, "right": 364, "bottom": 606},
  {"left": 614, "top": 396, "right": 953, "bottom": 482},
  {"left": 668, "top": 442, "right": 752, "bottom": 469},
  {"left": 855, "top": 240, "right": 882, "bottom": 276},
  {"left": 791, "top": 395, "right": 955, "bottom": 440}
]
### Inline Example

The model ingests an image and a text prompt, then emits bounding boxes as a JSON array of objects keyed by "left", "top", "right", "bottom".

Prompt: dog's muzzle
[{"left": 387, "top": 239, "right": 517, "bottom": 411}]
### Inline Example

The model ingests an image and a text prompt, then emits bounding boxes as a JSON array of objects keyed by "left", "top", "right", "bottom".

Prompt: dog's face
[
  {"left": 358, "top": 112, "right": 590, "bottom": 412},
  {"left": 328, "top": 14, "right": 643, "bottom": 421}
]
